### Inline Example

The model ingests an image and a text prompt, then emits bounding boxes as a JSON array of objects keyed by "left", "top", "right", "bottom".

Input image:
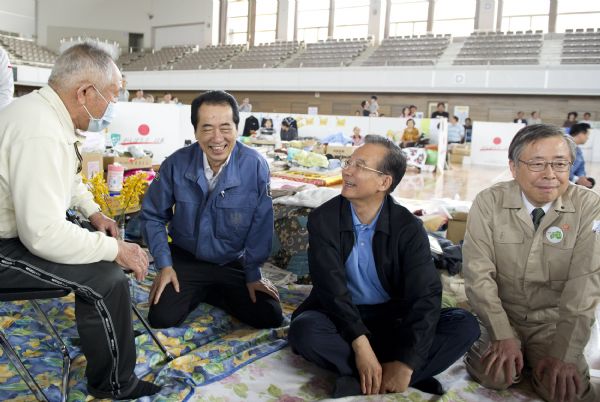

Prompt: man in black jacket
[{"left": 289, "top": 135, "right": 479, "bottom": 398}]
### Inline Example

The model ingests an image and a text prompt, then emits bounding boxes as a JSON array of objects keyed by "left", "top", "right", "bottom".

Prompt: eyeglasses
[
  {"left": 342, "top": 159, "right": 386, "bottom": 175},
  {"left": 518, "top": 159, "right": 571, "bottom": 172}
]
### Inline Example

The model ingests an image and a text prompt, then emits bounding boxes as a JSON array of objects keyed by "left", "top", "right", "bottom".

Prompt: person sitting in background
[
  {"left": 569, "top": 123, "right": 595, "bottom": 189},
  {"left": 529, "top": 111, "right": 542, "bottom": 125},
  {"left": 239, "top": 97, "right": 252, "bottom": 112},
  {"left": 513, "top": 111, "right": 528, "bottom": 125},
  {"left": 463, "top": 117, "right": 473, "bottom": 143},
  {"left": 581, "top": 112, "right": 592, "bottom": 124},
  {"left": 118, "top": 74, "right": 129, "bottom": 102},
  {"left": 280, "top": 119, "right": 298, "bottom": 141},
  {"left": 400, "top": 107, "right": 411, "bottom": 118},
  {"left": 351, "top": 126, "right": 364, "bottom": 146},
  {"left": 161, "top": 92, "right": 174, "bottom": 104},
  {"left": 401, "top": 118, "right": 420, "bottom": 147},
  {"left": 563, "top": 111, "right": 578, "bottom": 131},
  {"left": 447, "top": 115, "right": 464, "bottom": 144},
  {"left": 409, "top": 105, "right": 418, "bottom": 118},
  {"left": 131, "top": 89, "right": 146, "bottom": 102},
  {"left": 145, "top": 93, "right": 155, "bottom": 103},
  {"left": 368, "top": 95, "right": 379, "bottom": 117},
  {"left": 289, "top": 135, "right": 479, "bottom": 398},
  {"left": 361, "top": 100, "right": 370, "bottom": 117},
  {"left": 259, "top": 118, "right": 274, "bottom": 135},
  {"left": 431, "top": 102, "right": 449, "bottom": 119}
]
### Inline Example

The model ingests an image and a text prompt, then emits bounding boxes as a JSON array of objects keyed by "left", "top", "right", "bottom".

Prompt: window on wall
[
  {"left": 333, "top": 0, "right": 370, "bottom": 39},
  {"left": 433, "top": 0, "right": 475, "bottom": 36},
  {"left": 556, "top": 0, "right": 600, "bottom": 33},
  {"left": 255, "top": 0, "right": 278, "bottom": 44},
  {"left": 389, "top": 0, "right": 429, "bottom": 37},
  {"left": 227, "top": 0, "right": 249, "bottom": 44},
  {"left": 297, "top": 0, "right": 330, "bottom": 43},
  {"left": 501, "top": 0, "right": 549, "bottom": 32}
]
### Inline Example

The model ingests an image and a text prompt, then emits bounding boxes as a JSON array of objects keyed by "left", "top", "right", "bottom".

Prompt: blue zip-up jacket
[
  {"left": 569, "top": 146, "right": 586, "bottom": 182},
  {"left": 140, "top": 141, "right": 273, "bottom": 282}
]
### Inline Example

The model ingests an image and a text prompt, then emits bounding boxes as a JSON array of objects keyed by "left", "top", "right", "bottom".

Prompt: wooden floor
[{"left": 393, "top": 161, "right": 600, "bottom": 202}]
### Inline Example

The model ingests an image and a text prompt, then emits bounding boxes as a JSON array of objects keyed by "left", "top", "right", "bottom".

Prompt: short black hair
[
  {"left": 364, "top": 135, "right": 406, "bottom": 193},
  {"left": 371, "top": 95, "right": 378, "bottom": 100},
  {"left": 437, "top": 102, "right": 445, "bottom": 108},
  {"left": 190, "top": 90, "right": 240, "bottom": 131},
  {"left": 570, "top": 122, "right": 591, "bottom": 136}
]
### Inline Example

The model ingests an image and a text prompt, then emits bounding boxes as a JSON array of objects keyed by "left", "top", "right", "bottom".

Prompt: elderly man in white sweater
[{"left": 0, "top": 43, "right": 160, "bottom": 400}]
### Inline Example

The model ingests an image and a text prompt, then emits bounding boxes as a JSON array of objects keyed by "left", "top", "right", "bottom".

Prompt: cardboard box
[
  {"left": 103, "top": 156, "right": 153, "bottom": 170},
  {"left": 81, "top": 153, "right": 103, "bottom": 178},
  {"left": 449, "top": 153, "right": 464, "bottom": 164},
  {"left": 446, "top": 212, "right": 468, "bottom": 244},
  {"left": 326, "top": 145, "right": 358, "bottom": 158},
  {"left": 450, "top": 144, "right": 471, "bottom": 156}
]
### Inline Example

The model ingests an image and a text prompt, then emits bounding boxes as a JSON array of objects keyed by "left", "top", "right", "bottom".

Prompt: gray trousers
[{"left": 0, "top": 237, "right": 140, "bottom": 398}]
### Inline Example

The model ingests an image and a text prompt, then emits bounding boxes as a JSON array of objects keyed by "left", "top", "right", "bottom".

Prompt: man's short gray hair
[
  {"left": 48, "top": 42, "right": 116, "bottom": 91},
  {"left": 508, "top": 124, "right": 576, "bottom": 163},
  {"left": 363, "top": 135, "right": 406, "bottom": 193}
]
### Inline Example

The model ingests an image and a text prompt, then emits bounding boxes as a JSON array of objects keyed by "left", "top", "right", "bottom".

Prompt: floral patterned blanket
[{"left": 0, "top": 271, "right": 306, "bottom": 401}]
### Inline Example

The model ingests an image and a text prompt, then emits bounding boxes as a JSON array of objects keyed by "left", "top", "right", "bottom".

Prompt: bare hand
[
  {"left": 246, "top": 278, "right": 279, "bottom": 303},
  {"left": 352, "top": 335, "right": 382, "bottom": 395},
  {"left": 381, "top": 361, "right": 413, "bottom": 393},
  {"left": 89, "top": 212, "right": 119, "bottom": 238},
  {"left": 576, "top": 177, "right": 593, "bottom": 188},
  {"left": 481, "top": 338, "right": 523, "bottom": 386},
  {"left": 149, "top": 266, "right": 179, "bottom": 305},
  {"left": 115, "top": 240, "right": 148, "bottom": 281},
  {"left": 534, "top": 356, "right": 582, "bottom": 402}
]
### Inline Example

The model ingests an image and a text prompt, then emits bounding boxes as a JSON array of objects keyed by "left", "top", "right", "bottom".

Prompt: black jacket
[{"left": 292, "top": 194, "right": 441, "bottom": 371}]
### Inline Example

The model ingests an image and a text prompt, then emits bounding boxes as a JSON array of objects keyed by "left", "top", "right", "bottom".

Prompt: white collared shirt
[
  {"left": 203, "top": 152, "right": 231, "bottom": 192},
  {"left": 521, "top": 192, "right": 552, "bottom": 217}
]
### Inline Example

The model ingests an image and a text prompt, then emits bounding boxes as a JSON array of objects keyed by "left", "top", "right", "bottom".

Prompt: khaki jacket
[{"left": 463, "top": 180, "right": 600, "bottom": 364}]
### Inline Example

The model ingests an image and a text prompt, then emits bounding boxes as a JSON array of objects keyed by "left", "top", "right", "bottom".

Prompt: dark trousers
[
  {"left": 288, "top": 307, "right": 479, "bottom": 385},
  {"left": 0, "top": 238, "right": 139, "bottom": 398},
  {"left": 147, "top": 244, "right": 283, "bottom": 329}
]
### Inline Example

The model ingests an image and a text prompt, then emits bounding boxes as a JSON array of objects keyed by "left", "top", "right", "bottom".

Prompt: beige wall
[{"left": 148, "top": 90, "right": 599, "bottom": 127}]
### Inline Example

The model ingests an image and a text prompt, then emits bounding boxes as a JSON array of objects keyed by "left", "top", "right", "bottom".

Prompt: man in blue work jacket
[{"left": 140, "top": 90, "right": 283, "bottom": 329}]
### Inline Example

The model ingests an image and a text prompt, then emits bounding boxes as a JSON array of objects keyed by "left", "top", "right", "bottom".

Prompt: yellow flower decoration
[
  {"left": 319, "top": 117, "right": 328, "bottom": 125},
  {"left": 336, "top": 117, "right": 346, "bottom": 126}
]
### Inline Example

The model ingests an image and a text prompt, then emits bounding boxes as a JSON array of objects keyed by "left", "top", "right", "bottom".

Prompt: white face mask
[{"left": 82, "top": 85, "right": 116, "bottom": 132}]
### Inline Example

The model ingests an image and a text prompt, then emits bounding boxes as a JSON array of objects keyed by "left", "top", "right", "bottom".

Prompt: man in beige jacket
[
  {"left": 0, "top": 43, "right": 159, "bottom": 399},
  {"left": 463, "top": 124, "right": 600, "bottom": 402}
]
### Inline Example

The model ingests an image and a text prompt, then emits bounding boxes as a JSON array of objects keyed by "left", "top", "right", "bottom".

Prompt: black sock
[
  {"left": 332, "top": 375, "right": 361, "bottom": 398},
  {"left": 116, "top": 380, "right": 161, "bottom": 400},
  {"left": 412, "top": 377, "right": 445, "bottom": 395}
]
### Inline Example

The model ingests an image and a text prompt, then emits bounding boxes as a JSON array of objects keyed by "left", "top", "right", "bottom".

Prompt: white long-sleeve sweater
[{"left": 0, "top": 86, "right": 118, "bottom": 264}]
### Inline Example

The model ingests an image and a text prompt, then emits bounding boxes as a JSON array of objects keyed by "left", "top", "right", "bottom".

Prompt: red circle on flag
[
  {"left": 138, "top": 124, "right": 150, "bottom": 136},
  {"left": 493, "top": 137, "right": 501, "bottom": 145}
]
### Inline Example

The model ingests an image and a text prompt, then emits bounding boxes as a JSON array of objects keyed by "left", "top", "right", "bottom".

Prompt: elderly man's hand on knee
[
  {"left": 482, "top": 338, "right": 523, "bottom": 386},
  {"left": 115, "top": 240, "right": 149, "bottom": 281},
  {"left": 534, "top": 356, "right": 582, "bottom": 402}
]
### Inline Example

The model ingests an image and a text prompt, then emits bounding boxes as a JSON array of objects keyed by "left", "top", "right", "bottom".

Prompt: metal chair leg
[
  {"left": 31, "top": 300, "right": 70, "bottom": 402},
  {"left": 0, "top": 330, "right": 50, "bottom": 402},
  {"left": 131, "top": 303, "right": 175, "bottom": 361}
]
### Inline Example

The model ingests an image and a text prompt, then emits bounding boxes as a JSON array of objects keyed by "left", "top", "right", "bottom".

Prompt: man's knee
[
  {"left": 89, "top": 262, "right": 130, "bottom": 297},
  {"left": 464, "top": 347, "right": 513, "bottom": 391},
  {"left": 247, "top": 297, "right": 283, "bottom": 329},
  {"left": 147, "top": 303, "right": 186, "bottom": 328},
  {"left": 289, "top": 310, "right": 326, "bottom": 353}
]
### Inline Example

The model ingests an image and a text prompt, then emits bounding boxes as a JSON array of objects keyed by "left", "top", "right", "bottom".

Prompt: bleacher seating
[
  {"left": 454, "top": 31, "right": 542, "bottom": 66},
  {"left": 561, "top": 28, "right": 600, "bottom": 65},
  {"left": 0, "top": 34, "right": 57, "bottom": 66},
  {"left": 222, "top": 41, "right": 301, "bottom": 69},
  {"left": 362, "top": 34, "right": 450, "bottom": 66},
  {"left": 286, "top": 38, "right": 370, "bottom": 68},
  {"left": 121, "top": 46, "right": 194, "bottom": 71},
  {"left": 170, "top": 44, "right": 245, "bottom": 70}
]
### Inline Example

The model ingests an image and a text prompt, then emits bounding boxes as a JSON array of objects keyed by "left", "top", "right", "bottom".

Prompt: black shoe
[
  {"left": 332, "top": 375, "right": 361, "bottom": 398},
  {"left": 89, "top": 380, "right": 161, "bottom": 400},
  {"left": 412, "top": 377, "right": 445, "bottom": 395}
]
